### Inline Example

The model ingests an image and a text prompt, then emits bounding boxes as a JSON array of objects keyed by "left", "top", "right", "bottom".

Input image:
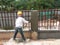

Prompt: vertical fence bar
[
  {"left": 58, "top": 9, "right": 60, "bottom": 30},
  {"left": 38, "top": 10, "right": 40, "bottom": 29},
  {"left": 50, "top": 9, "right": 54, "bottom": 29},
  {"left": 56, "top": 9, "right": 58, "bottom": 27},
  {"left": 12, "top": 11, "right": 14, "bottom": 27},
  {"left": 43, "top": 10, "right": 45, "bottom": 28},
  {"left": 1, "top": 11, "right": 4, "bottom": 28},
  {"left": 28, "top": 11, "right": 29, "bottom": 28},
  {"left": 45, "top": 9, "right": 47, "bottom": 29},
  {"left": 5, "top": 11, "right": 7, "bottom": 28},
  {"left": 3, "top": 11, "right": 6, "bottom": 27},
  {"left": 10, "top": 12, "right": 12, "bottom": 27},
  {"left": 0, "top": 11, "right": 2, "bottom": 28},
  {"left": 9, "top": 11, "right": 11, "bottom": 27},
  {"left": 7, "top": 12, "right": 10, "bottom": 27},
  {"left": 28, "top": 10, "right": 29, "bottom": 21},
  {"left": 39, "top": 10, "right": 40, "bottom": 28},
  {"left": 0, "top": 13, "right": 1, "bottom": 28},
  {"left": 42, "top": 10, "right": 44, "bottom": 27},
  {"left": 57, "top": 9, "right": 59, "bottom": 30},
  {"left": 53, "top": 9, "right": 54, "bottom": 28},
  {"left": 13, "top": 12, "right": 15, "bottom": 26},
  {"left": 47, "top": 9, "right": 48, "bottom": 29}
]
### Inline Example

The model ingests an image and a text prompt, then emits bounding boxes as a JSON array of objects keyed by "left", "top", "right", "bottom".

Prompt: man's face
[{"left": 18, "top": 14, "right": 22, "bottom": 17}]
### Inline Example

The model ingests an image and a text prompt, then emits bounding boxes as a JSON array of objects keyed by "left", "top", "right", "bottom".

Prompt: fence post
[{"left": 31, "top": 10, "right": 38, "bottom": 40}]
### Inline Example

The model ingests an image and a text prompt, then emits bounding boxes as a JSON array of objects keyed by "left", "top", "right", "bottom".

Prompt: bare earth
[{"left": 3, "top": 38, "right": 60, "bottom": 45}]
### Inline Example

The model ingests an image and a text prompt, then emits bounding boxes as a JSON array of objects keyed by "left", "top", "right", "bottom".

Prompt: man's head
[{"left": 17, "top": 11, "right": 22, "bottom": 16}]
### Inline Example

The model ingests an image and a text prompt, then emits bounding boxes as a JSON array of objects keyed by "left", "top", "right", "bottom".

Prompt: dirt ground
[{"left": 1, "top": 38, "right": 60, "bottom": 45}]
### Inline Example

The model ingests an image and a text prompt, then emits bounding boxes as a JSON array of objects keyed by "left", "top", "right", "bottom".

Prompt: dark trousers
[{"left": 13, "top": 27, "right": 26, "bottom": 41}]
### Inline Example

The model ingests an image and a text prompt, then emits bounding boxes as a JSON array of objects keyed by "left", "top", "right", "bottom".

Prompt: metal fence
[
  {"left": 0, "top": 11, "right": 16, "bottom": 28},
  {"left": 38, "top": 9, "right": 60, "bottom": 30},
  {"left": 0, "top": 9, "right": 60, "bottom": 30},
  {"left": 0, "top": 10, "right": 31, "bottom": 29}
]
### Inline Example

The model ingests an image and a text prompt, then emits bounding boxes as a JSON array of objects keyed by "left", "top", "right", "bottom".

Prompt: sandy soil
[{"left": 3, "top": 38, "right": 60, "bottom": 45}]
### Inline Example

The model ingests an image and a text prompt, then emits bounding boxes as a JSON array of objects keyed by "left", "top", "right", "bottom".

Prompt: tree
[
  {"left": 54, "top": 0, "right": 60, "bottom": 8},
  {"left": 0, "top": 0, "right": 57, "bottom": 10}
]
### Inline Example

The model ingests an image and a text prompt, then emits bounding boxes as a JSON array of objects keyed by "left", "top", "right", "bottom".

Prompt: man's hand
[
  {"left": 24, "top": 23, "right": 27, "bottom": 27},
  {"left": 23, "top": 23, "right": 31, "bottom": 28}
]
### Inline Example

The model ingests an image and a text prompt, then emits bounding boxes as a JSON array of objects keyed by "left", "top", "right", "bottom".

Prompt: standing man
[{"left": 13, "top": 11, "right": 29, "bottom": 41}]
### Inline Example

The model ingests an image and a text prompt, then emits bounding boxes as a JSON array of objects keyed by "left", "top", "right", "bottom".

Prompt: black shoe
[{"left": 13, "top": 38, "right": 16, "bottom": 40}]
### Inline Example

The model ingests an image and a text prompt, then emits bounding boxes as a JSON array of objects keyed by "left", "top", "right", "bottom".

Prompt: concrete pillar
[
  {"left": 31, "top": 10, "right": 38, "bottom": 31},
  {"left": 31, "top": 10, "right": 38, "bottom": 40}
]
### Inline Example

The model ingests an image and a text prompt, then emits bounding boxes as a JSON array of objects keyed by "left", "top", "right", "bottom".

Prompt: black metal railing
[{"left": 0, "top": 9, "right": 60, "bottom": 30}]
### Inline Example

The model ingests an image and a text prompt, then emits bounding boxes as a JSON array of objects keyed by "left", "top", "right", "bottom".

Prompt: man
[{"left": 13, "top": 11, "right": 29, "bottom": 41}]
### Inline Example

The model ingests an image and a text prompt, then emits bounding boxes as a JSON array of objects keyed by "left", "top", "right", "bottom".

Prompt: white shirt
[{"left": 15, "top": 17, "right": 28, "bottom": 28}]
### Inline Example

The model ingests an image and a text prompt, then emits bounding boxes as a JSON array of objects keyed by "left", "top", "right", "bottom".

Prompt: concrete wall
[
  {"left": 1, "top": 31, "right": 60, "bottom": 41},
  {"left": 0, "top": 31, "right": 31, "bottom": 41},
  {"left": 38, "top": 31, "right": 60, "bottom": 39}
]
